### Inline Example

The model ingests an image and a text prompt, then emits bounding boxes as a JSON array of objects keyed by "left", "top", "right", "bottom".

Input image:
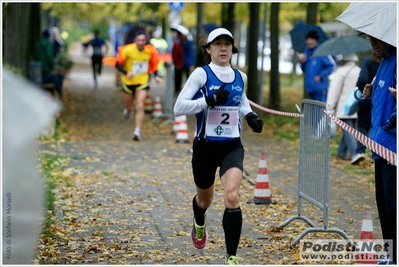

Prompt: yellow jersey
[{"left": 117, "top": 43, "right": 159, "bottom": 85}]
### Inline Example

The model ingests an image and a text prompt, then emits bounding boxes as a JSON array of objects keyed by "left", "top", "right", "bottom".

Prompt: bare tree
[
  {"left": 269, "top": 3, "right": 280, "bottom": 109},
  {"left": 246, "top": 3, "right": 260, "bottom": 103}
]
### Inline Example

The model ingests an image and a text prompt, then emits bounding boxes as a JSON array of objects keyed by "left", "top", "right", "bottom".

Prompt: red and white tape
[
  {"left": 248, "top": 100, "right": 301, "bottom": 118},
  {"left": 322, "top": 110, "right": 397, "bottom": 166}
]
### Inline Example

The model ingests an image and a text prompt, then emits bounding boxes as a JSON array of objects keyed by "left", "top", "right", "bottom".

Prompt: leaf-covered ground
[{"left": 35, "top": 47, "right": 379, "bottom": 265}]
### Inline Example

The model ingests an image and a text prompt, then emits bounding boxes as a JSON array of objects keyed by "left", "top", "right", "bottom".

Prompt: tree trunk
[
  {"left": 196, "top": 3, "right": 204, "bottom": 40},
  {"left": 306, "top": 3, "right": 318, "bottom": 25},
  {"left": 246, "top": 3, "right": 260, "bottom": 104},
  {"left": 303, "top": 3, "right": 319, "bottom": 99},
  {"left": 3, "top": 3, "right": 41, "bottom": 77},
  {"left": 269, "top": 3, "right": 280, "bottom": 110},
  {"left": 221, "top": 3, "right": 235, "bottom": 33}
]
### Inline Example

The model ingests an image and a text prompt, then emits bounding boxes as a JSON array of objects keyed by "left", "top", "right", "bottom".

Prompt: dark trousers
[
  {"left": 42, "top": 71, "right": 63, "bottom": 96},
  {"left": 174, "top": 66, "right": 190, "bottom": 93},
  {"left": 356, "top": 100, "right": 372, "bottom": 154},
  {"left": 375, "top": 157, "right": 397, "bottom": 263},
  {"left": 92, "top": 56, "right": 103, "bottom": 80}
]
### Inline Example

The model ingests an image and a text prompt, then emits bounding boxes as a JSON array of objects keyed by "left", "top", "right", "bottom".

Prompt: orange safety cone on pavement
[
  {"left": 152, "top": 96, "right": 163, "bottom": 118},
  {"left": 356, "top": 207, "right": 377, "bottom": 265},
  {"left": 144, "top": 93, "right": 153, "bottom": 114},
  {"left": 248, "top": 152, "right": 276, "bottom": 204},
  {"left": 176, "top": 115, "right": 190, "bottom": 143}
]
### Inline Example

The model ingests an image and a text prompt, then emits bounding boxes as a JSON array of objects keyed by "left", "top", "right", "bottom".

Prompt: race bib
[
  {"left": 132, "top": 61, "right": 149, "bottom": 75},
  {"left": 205, "top": 106, "right": 240, "bottom": 138}
]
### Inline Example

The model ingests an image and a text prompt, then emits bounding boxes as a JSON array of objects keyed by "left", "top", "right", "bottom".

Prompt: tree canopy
[{"left": 42, "top": 2, "right": 350, "bottom": 33}]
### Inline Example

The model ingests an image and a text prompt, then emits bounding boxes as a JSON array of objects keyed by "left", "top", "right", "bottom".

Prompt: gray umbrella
[
  {"left": 312, "top": 35, "right": 372, "bottom": 57},
  {"left": 336, "top": 2, "right": 397, "bottom": 47}
]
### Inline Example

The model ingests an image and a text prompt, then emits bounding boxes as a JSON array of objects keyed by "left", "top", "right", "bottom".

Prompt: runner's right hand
[{"left": 205, "top": 89, "right": 229, "bottom": 108}]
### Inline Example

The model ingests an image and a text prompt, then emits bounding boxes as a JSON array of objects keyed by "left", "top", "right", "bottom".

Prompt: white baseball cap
[
  {"left": 206, "top": 28, "right": 238, "bottom": 53},
  {"left": 207, "top": 28, "right": 234, "bottom": 44}
]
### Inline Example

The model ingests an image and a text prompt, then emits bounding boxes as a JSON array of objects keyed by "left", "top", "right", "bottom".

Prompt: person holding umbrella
[
  {"left": 337, "top": 2, "right": 397, "bottom": 263},
  {"left": 298, "top": 30, "right": 336, "bottom": 102},
  {"left": 361, "top": 35, "right": 396, "bottom": 265},
  {"left": 174, "top": 28, "right": 263, "bottom": 265}
]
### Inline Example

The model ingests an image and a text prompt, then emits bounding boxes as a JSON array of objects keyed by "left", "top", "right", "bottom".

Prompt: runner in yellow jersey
[{"left": 115, "top": 30, "right": 163, "bottom": 141}]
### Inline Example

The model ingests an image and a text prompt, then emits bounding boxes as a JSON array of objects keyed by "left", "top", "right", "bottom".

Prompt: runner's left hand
[{"left": 246, "top": 112, "right": 263, "bottom": 133}]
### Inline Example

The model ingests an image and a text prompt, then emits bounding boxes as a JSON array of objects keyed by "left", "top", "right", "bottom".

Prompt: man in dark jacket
[
  {"left": 351, "top": 52, "right": 381, "bottom": 164},
  {"left": 298, "top": 30, "right": 336, "bottom": 102},
  {"left": 33, "top": 29, "right": 63, "bottom": 97}
]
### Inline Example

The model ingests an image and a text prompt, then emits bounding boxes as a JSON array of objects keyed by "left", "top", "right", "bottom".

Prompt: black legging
[{"left": 91, "top": 55, "right": 103, "bottom": 80}]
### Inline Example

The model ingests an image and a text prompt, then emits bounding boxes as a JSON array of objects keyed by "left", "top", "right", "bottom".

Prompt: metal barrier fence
[
  {"left": 277, "top": 99, "right": 352, "bottom": 248},
  {"left": 153, "top": 62, "right": 175, "bottom": 128}
]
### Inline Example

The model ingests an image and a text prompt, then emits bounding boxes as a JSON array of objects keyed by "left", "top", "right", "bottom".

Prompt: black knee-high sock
[
  {"left": 223, "top": 207, "right": 242, "bottom": 257},
  {"left": 193, "top": 195, "right": 207, "bottom": 226}
]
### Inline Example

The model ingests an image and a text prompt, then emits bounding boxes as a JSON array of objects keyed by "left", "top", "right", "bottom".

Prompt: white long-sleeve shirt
[{"left": 173, "top": 62, "right": 253, "bottom": 117}]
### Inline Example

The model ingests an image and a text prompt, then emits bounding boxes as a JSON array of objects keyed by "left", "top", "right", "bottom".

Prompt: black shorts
[
  {"left": 122, "top": 83, "right": 150, "bottom": 95},
  {"left": 191, "top": 138, "right": 244, "bottom": 189}
]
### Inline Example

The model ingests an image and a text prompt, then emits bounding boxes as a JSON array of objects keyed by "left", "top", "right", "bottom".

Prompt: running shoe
[
  {"left": 132, "top": 134, "right": 141, "bottom": 141},
  {"left": 123, "top": 109, "right": 131, "bottom": 119},
  {"left": 191, "top": 216, "right": 207, "bottom": 249},
  {"left": 225, "top": 255, "right": 239, "bottom": 265}
]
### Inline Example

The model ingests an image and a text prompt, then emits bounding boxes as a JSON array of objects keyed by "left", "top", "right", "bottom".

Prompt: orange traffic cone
[
  {"left": 176, "top": 115, "right": 190, "bottom": 143},
  {"left": 152, "top": 96, "right": 163, "bottom": 118},
  {"left": 248, "top": 152, "right": 276, "bottom": 204},
  {"left": 172, "top": 115, "right": 180, "bottom": 135},
  {"left": 144, "top": 93, "right": 153, "bottom": 114},
  {"left": 356, "top": 207, "right": 377, "bottom": 264}
]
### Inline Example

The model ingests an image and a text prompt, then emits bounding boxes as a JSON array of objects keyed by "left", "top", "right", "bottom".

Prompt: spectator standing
[
  {"left": 326, "top": 54, "right": 361, "bottom": 162},
  {"left": 180, "top": 31, "right": 195, "bottom": 83},
  {"left": 174, "top": 28, "right": 264, "bottom": 265},
  {"left": 150, "top": 29, "right": 169, "bottom": 75},
  {"left": 83, "top": 29, "right": 109, "bottom": 89},
  {"left": 171, "top": 29, "right": 184, "bottom": 95},
  {"left": 115, "top": 30, "right": 163, "bottom": 141},
  {"left": 351, "top": 52, "right": 381, "bottom": 164},
  {"left": 33, "top": 29, "right": 64, "bottom": 97},
  {"left": 112, "top": 30, "right": 124, "bottom": 86},
  {"left": 362, "top": 35, "right": 397, "bottom": 264},
  {"left": 150, "top": 29, "right": 168, "bottom": 54},
  {"left": 50, "top": 26, "right": 64, "bottom": 58},
  {"left": 298, "top": 30, "right": 336, "bottom": 102}
]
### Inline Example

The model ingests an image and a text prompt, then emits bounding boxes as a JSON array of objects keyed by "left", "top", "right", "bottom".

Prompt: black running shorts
[
  {"left": 191, "top": 138, "right": 244, "bottom": 189},
  {"left": 122, "top": 83, "right": 150, "bottom": 94}
]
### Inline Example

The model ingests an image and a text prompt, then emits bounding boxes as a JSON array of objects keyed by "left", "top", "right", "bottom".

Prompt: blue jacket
[
  {"left": 369, "top": 47, "right": 397, "bottom": 158},
  {"left": 300, "top": 44, "right": 336, "bottom": 93},
  {"left": 182, "top": 40, "right": 195, "bottom": 68}
]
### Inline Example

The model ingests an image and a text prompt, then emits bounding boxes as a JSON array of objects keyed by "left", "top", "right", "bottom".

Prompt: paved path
[{"left": 37, "top": 46, "right": 380, "bottom": 264}]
